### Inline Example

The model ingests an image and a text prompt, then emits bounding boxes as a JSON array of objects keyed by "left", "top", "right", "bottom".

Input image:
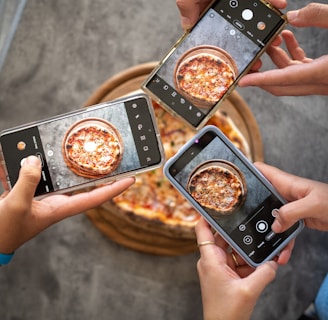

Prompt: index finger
[
  {"left": 267, "top": 0, "right": 287, "bottom": 9},
  {"left": 195, "top": 217, "right": 227, "bottom": 259},
  {"left": 195, "top": 217, "right": 216, "bottom": 245},
  {"left": 287, "top": 3, "right": 328, "bottom": 28},
  {"left": 176, "top": 0, "right": 203, "bottom": 30},
  {"left": 254, "top": 162, "right": 308, "bottom": 202}
]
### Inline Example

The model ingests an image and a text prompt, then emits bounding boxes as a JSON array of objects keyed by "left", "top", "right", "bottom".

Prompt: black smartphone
[
  {"left": 164, "top": 125, "right": 303, "bottom": 267},
  {"left": 143, "top": 0, "right": 287, "bottom": 130},
  {"left": 0, "top": 93, "right": 164, "bottom": 199}
]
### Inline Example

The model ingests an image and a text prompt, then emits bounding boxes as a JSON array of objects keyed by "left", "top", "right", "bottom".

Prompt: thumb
[
  {"left": 244, "top": 261, "right": 278, "bottom": 298},
  {"left": 176, "top": 0, "right": 202, "bottom": 30},
  {"left": 287, "top": 3, "right": 328, "bottom": 28},
  {"left": 9, "top": 156, "right": 42, "bottom": 203}
]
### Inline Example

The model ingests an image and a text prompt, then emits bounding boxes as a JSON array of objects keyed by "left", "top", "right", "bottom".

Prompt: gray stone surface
[{"left": 0, "top": 1, "right": 327, "bottom": 319}]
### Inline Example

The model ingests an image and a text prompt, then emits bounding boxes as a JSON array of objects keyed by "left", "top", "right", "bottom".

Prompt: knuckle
[
  {"left": 305, "top": 2, "right": 321, "bottom": 12},
  {"left": 20, "top": 166, "right": 41, "bottom": 184},
  {"left": 303, "top": 3, "right": 324, "bottom": 20},
  {"left": 238, "top": 284, "right": 254, "bottom": 300},
  {"left": 309, "top": 191, "right": 322, "bottom": 210},
  {"left": 196, "top": 259, "right": 205, "bottom": 275},
  {"left": 176, "top": 0, "right": 185, "bottom": 10}
]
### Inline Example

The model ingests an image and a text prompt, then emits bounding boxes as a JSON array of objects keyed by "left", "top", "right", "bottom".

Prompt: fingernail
[
  {"left": 287, "top": 10, "right": 298, "bottom": 22},
  {"left": 23, "top": 155, "right": 41, "bottom": 167}
]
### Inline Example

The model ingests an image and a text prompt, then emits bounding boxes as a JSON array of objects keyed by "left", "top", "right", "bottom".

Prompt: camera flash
[
  {"left": 257, "top": 21, "right": 266, "bottom": 30},
  {"left": 17, "top": 141, "right": 26, "bottom": 151}
]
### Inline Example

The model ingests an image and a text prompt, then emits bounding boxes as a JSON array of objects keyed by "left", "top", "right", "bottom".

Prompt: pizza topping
[
  {"left": 176, "top": 53, "right": 236, "bottom": 104},
  {"left": 188, "top": 161, "right": 246, "bottom": 215},
  {"left": 63, "top": 120, "right": 123, "bottom": 178}
]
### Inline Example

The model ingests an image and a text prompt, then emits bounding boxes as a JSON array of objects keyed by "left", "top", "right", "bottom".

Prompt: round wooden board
[
  {"left": 86, "top": 207, "right": 198, "bottom": 256},
  {"left": 83, "top": 62, "right": 264, "bottom": 256}
]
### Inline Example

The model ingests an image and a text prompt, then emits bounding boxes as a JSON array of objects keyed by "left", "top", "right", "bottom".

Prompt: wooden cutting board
[{"left": 84, "top": 62, "right": 264, "bottom": 256}]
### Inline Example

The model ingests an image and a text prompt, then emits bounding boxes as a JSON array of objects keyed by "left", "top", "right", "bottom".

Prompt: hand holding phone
[
  {"left": 0, "top": 154, "right": 136, "bottom": 255},
  {"left": 164, "top": 125, "right": 303, "bottom": 267},
  {"left": 0, "top": 93, "right": 164, "bottom": 199},
  {"left": 143, "top": 0, "right": 287, "bottom": 129}
]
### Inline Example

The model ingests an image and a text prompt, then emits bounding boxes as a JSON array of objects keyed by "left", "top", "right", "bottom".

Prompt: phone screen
[
  {"left": 144, "top": 0, "right": 286, "bottom": 129},
  {"left": 164, "top": 126, "right": 302, "bottom": 265},
  {"left": 0, "top": 95, "right": 163, "bottom": 197}
]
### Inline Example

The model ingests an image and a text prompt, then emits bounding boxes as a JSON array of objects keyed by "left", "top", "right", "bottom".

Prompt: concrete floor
[{"left": 0, "top": 0, "right": 327, "bottom": 319}]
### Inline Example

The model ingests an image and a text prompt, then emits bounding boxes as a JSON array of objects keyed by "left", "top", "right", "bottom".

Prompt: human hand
[
  {"left": 195, "top": 217, "right": 278, "bottom": 320},
  {"left": 0, "top": 156, "right": 135, "bottom": 254},
  {"left": 255, "top": 162, "right": 328, "bottom": 233},
  {"left": 176, "top": 0, "right": 287, "bottom": 30},
  {"left": 176, "top": 0, "right": 211, "bottom": 31},
  {"left": 239, "top": 3, "right": 328, "bottom": 96}
]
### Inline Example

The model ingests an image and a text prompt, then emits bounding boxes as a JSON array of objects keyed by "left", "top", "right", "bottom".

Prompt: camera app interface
[
  {"left": 168, "top": 130, "right": 300, "bottom": 264},
  {"left": 146, "top": 0, "right": 285, "bottom": 127},
  {"left": 0, "top": 98, "right": 162, "bottom": 197}
]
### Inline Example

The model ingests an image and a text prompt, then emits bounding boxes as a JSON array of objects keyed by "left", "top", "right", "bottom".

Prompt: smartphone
[
  {"left": 164, "top": 125, "right": 303, "bottom": 267},
  {"left": 143, "top": 0, "right": 287, "bottom": 130},
  {"left": 0, "top": 93, "right": 164, "bottom": 199}
]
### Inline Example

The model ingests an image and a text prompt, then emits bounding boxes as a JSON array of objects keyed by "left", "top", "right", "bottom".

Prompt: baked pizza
[
  {"left": 106, "top": 102, "right": 250, "bottom": 237},
  {"left": 63, "top": 118, "right": 123, "bottom": 178},
  {"left": 187, "top": 160, "right": 247, "bottom": 215},
  {"left": 175, "top": 47, "right": 237, "bottom": 107}
]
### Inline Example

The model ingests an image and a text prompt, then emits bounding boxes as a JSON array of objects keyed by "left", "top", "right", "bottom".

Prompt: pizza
[
  {"left": 105, "top": 102, "right": 250, "bottom": 237},
  {"left": 175, "top": 47, "right": 237, "bottom": 107},
  {"left": 63, "top": 118, "right": 123, "bottom": 178},
  {"left": 207, "top": 109, "right": 251, "bottom": 159},
  {"left": 187, "top": 160, "right": 246, "bottom": 215}
]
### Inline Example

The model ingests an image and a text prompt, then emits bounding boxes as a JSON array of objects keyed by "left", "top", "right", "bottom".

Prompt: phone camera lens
[{"left": 229, "top": 0, "right": 239, "bottom": 8}]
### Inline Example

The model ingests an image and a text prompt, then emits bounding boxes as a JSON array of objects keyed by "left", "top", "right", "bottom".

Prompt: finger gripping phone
[
  {"left": 164, "top": 125, "right": 303, "bottom": 267},
  {"left": 0, "top": 93, "right": 164, "bottom": 199},
  {"left": 143, "top": 0, "right": 287, "bottom": 130}
]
